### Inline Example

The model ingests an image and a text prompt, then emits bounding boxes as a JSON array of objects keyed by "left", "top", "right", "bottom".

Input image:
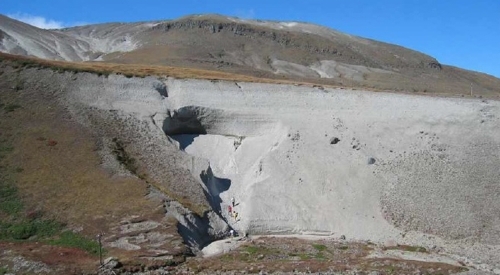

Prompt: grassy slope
[
  {"left": 0, "top": 61, "right": 150, "bottom": 232},
  {"left": 0, "top": 59, "right": 186, "bottom": 273}
]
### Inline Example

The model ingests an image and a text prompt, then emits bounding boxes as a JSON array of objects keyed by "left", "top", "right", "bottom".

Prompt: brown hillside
[{"left": 1, "top": 14, "right": 499, "bottom": 97}]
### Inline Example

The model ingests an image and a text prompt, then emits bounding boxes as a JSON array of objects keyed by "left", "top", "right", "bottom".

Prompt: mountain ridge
[{"left": 1, "top": 13, "right": 499, "bottom": 97}]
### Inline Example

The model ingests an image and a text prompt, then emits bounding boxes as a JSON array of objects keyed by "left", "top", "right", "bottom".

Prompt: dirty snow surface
[
  {"left": 63, "top": 74, "right": 500, "bottom": 271},
  {"left": 162, "top": 79, "right": 500, "bottom": 242}
]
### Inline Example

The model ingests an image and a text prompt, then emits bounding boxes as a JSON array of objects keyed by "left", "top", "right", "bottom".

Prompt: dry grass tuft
[{"left": 0, "top": 52, "right": 310, "bottom": 86}]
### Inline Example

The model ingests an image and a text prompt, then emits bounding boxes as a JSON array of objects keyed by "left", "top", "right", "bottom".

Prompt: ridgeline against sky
[{"left": 1, "top": 0, "right": 499, "bottom": 78}]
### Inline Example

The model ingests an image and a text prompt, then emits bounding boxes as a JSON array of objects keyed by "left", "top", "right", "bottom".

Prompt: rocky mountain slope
[
  {"left": 1, "top": 13, "right": 500, "bottom": 274},
  {"left": 1, "top": 14, "right": 500, "bottom": 97}
]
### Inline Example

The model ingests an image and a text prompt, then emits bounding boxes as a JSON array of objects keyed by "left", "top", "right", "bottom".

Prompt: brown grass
[
  {"left": 0, "top": 241, "right": 98, "bottom": 274},
  {"left": 2, "top": 52, "right": 499, "bottom": 100},
  {"left": 5, "top": 102, "right": 151, "bottom": 233},
  {"left": 0, "top": 56, "right": 192, "bottom": 226},
  {"left": 0, "top": 52, "right": 315, "bottom": 86}
]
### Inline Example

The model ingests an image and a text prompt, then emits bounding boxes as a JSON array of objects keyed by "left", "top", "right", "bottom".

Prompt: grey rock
[
  {"left": 330, "top": 137, "right": 340, "bottom": 144},
  {"left": 103, "top": 257, "right": 121, "bottom": 269}
]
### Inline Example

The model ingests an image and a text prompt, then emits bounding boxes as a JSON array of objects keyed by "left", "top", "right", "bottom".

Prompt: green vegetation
[
  {"left": 3, "top": 103, "right": 21, "bottom": 113},
  {"left": 311, "top": 243, "right": 329, "bottom": 259},
  {"left": 0, "top": 219, "right": 61, "bottom": 240},
  {"left": 311, "top": 243, "right": 326, "bottom": 251},
  {"left": 0, "top": 139, "right": 100, "bottom": 255},
  {"left": 48, "top": 231, "right": 101, "bottom": 255},
  {"left": 0, "top": 179, "right": 22, "bottom": 215},
  {"left": 386, "top": 266, "right": 396, "bottom": 274},
  {"left": 0, "top": 173, "right": 61, "bottom": 241},
  {"left": 299, "top": 253, "right": 311, "bottom": 260},
  {"left": 0, "top": 266, "right": 9, "bottom": 275},
  {"left": 111, "top": 137, "right": 137, "bottom": 174},
  {"left": 237, "top": 245, "right": 280, "bottom": 262},
  {"left": 315, "top": 252, "right": 325, "bottom": 259},
  {"left": 0, "top": 177, "right": 100, "bottom": 254},
  {"left": 244, "top": 245, "right": 260, "bottom": 255},
  {"left": 0, "top": 145, "right": 14, "bottom": 156}
]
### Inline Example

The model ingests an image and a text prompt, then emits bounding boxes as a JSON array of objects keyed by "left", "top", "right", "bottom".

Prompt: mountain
[
  {"left": 1, "top": 13, "right": 500, "bottom": 274},
  {"left": 1, "top": 13, "right": 500, "bottom": 97}
]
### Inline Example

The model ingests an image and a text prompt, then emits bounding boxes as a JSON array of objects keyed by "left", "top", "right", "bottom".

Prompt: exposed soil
[{"left": 0, "top": 241, "right": 97, "bottom": 274}]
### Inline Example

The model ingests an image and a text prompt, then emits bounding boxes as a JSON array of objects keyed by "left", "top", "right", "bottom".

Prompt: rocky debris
[
  {"left": 105, "top": 214, "right": 185, "bottom": 255},
  {"left": 289, "top": 131, "right": 300, "bottom": 141},
  {"left": 152, "top": 18, "right": 343, "bottom": 57},
  {"left": 11, "top": 256, "right": 52, "bottom": 274},
  {"left": 367, "top": 157, "right": 376, "bottom": 165},
  {"left": 103, "top": 257, "right": 122, "bottom": 269},
  {"left": 351, "top": 137, "right": 361, "bottom": 150},
  {"left": 428, "top": 61, "right": 442, "bottom": 70},
  {"left": 329, "top": 137, "right": 340, "bottom": 144}
]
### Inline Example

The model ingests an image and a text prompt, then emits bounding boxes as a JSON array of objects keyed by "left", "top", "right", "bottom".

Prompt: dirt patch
[
  {"left": 184, "top": 237, "right": 465, "bottom": 274},
  {"left": 0, "top": 241, "right": 97, "bottom": 274}
]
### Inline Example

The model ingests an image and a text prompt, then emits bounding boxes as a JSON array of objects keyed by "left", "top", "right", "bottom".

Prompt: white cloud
[{"left": 6, "top": 13, "right": 78, "bottom": 29}]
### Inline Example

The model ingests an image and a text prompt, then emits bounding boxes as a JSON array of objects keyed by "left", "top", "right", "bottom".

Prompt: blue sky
[{"left": 1, "top": 0, "right": 499, "bottom": 78}]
